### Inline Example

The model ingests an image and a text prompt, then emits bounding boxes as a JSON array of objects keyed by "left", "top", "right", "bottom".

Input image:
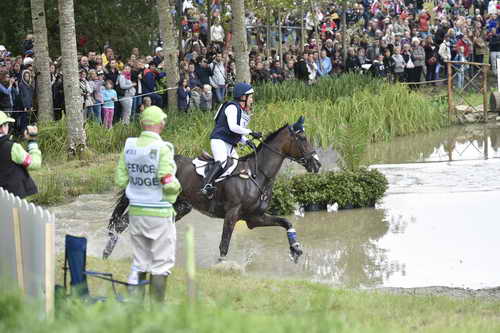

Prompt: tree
[
  {"left": 232, "top": 0, "right": 251, "bottom": 83},
  {"left": 31, "top": 0, "right": 53, "bottom": 122},
  {"left": 158, "top": 0, "right": 179, "bottom": 111},
  {"left": 58, "top": 0, "right": 86, "bottom": 154}
]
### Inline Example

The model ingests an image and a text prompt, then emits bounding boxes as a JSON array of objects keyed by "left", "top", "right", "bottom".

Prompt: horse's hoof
[{"left": 289, "top": 243, "right": 303, "bottom": 264}]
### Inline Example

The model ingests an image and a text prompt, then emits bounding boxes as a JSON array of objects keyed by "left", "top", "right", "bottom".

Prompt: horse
[{"left": 105, "top": 116, "right": 321, "bottom": 263}]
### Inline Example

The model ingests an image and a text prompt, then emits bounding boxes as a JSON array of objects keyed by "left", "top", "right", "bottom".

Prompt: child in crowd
[
  {"left": 454, "top": 46, "right": 467, "bottom": 89},
  {"left": 138, "top": 96, "right": 152, "bottom": 113},
  {"left": 392, "top": 47, "right": 405, "bottom": 82},
  {"left": 177, "top": 78, "right": 191, "bottom": 112},
  {"left": 200, "top": 84, "right": 212, "bottom": 111},
  {"left": 102, "top": 80, "right": 117, "bottom": 129}
]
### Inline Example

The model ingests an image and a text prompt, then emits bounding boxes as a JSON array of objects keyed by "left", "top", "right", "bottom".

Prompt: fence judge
[{"left": 115, "top": 105, "right": 181, "bottom": 304}]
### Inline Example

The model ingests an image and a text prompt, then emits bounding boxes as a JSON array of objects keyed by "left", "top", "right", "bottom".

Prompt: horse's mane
[{"left": 239, "top": 124, "right": 289, "bottom": 161}]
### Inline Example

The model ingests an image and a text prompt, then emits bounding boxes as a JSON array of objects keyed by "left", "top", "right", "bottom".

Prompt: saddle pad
[{"left": 192, "top": 158, "right": 238, "bottom": 183}]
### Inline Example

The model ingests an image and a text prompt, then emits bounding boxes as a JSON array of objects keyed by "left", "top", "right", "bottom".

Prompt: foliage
[
  {"left": 287, "top": 168, "right": 388, "bottom": 210},
  {"left": 268, "top": 176, "right": 295, "bottom": 215},
  {"left": 1, "top": 0, "right": 159, "bottom": 57},
  {"left": 1, "top": 261, "right": 500, "bottom": 333}
]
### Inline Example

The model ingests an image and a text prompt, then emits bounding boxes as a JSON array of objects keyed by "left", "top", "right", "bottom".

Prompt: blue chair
[{"left": 63, "top": 235, "right": 148, "bottom": 303}]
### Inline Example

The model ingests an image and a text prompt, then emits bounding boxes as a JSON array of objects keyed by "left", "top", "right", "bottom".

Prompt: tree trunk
[
  {"left": 342, "top": 0, "right": 347, "bottom": 65},
  {"left": 31, "top": 0, "right": 53, "bottom": 123},
  {"left": 207, "top": 0, "right": 212, "bottom": 44},
  {"left": 158, "top": 0, "right": 179, "bottom": 111},
  {"left": 309, "top": 0, "right": 321, "bottom": 51},
  {"left": 58, "top": 0, "right": 86, "bottom": 154},
  {"left": 231, "top": 0, "right": 251, "bottom": 83},
  {"left": 278, "top": 10, "right": 283, "bottom": 66},
  {"left": 300, "top": 1, "right": 305, "bottom": 53}
]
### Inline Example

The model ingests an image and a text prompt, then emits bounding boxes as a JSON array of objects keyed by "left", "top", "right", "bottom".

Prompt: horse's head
[{"left": 284, "top": 116, "right": 321, "bottom": 173}]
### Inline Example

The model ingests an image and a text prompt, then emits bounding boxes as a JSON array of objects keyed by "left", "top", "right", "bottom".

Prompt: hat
[
  {"left": 155, "top": 47, "right": 163, "bottom": 53},
  {"left": 97, "top": 70, "right": 104, "bottom": 75},
  {"left": 141, "top": 106, "right": 167, "bottom": 126},
  {"left": 25, "top": 49, "right": 34, "bottom": 56},
  {"left": 0, "top": 45, "right": 5, "bottom": 51},
  {"left": 23, "top": 57, "right": 34, "bottom": 66},
  {"left": 0, "top": 111, "right": 15, "bottom": 125}
]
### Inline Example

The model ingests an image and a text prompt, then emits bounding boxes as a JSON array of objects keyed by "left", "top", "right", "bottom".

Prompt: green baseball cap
[
  {"left": 141, "top": 106, "right": 167, "bottom": 126},
  {"left": 0, "top": 111, "right": 15, "bottom": 125}
]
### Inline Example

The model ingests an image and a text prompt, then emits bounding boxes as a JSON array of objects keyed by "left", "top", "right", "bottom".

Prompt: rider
[{"left": 201, "top": 82, "right": 262, "bottom": 196}]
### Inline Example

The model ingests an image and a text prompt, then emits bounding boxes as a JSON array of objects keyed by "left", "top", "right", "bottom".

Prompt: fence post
[
  {"left": 447, "top": 61, "right": 453, "bottom": 120},
  {"left": 45, "top": 223, "right": 55, "bottom": 318},
  {"left": 483, "top": 64, "right": 489, "bottom": 123},
  {"left": 12, "top": 207, "right": 25, "bottom": 294},
  {"left": 186, "top": 225, "right": 196, "bottom": 303}
]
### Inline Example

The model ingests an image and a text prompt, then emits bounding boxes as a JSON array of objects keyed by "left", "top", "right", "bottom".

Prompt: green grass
[{"left": 1, "top": 257, "right": 500, "bottom": 332}]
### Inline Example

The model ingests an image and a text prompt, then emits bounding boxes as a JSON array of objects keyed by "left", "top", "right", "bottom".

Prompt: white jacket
[
  {"left": 439, "top": 41, "right": 451, "bottom": 62},
  {"left": 211, "top": 25, "right": 225, "bottom": 43},
  {"left": 209, "top": 61, "right": 226, "bottom": 87}
]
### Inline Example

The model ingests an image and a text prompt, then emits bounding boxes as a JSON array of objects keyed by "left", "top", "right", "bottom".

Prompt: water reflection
[{"left": 364, "top": 124, "right": 500, "bottom": 164}]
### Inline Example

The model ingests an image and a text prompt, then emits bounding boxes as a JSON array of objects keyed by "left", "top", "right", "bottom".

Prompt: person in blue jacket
[{"left": 200, "top": 82, "right": 261, "bottom": 196}]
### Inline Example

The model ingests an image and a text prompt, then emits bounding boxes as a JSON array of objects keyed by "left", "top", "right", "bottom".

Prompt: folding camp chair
[{"left": 63, "top": 234, "right": 149, "bottom": 303}]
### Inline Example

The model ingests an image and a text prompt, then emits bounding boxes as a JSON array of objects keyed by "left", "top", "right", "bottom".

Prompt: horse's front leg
[
  {"left": 219, "top": 206, "right": 241, "bottom": 261},
  {"left": 245, "top": 214, "right": 303, "bottom": 263}
]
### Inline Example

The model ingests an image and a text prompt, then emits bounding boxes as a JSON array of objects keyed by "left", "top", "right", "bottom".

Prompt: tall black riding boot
[
  {"left": 128, "top": 272, "right": 148, "bottom": 302},
  {"left": 200, "top": 161, "right": 223, "bottom": 197},
  {"left": 150, "top": 274, "right": 167, "bottom": 304}
]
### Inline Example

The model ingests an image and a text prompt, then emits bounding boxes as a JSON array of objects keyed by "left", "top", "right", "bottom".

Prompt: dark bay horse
[{"left": 106, "top": 116, "right": 321, "bottom": 263}]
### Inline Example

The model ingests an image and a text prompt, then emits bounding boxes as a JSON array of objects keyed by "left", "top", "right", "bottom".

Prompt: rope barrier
[{"left": 3, "top": 87, "right": 178, "bottom": 114}]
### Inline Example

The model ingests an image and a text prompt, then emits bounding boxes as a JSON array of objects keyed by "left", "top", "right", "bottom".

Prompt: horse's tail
[{"left": 108, "top": 189, "right": 129, "bottom": 234}]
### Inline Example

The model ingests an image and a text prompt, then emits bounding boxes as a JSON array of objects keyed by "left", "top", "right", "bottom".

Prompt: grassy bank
[{"left": 1, "top": 257, "right": 500, "bottom": 332}]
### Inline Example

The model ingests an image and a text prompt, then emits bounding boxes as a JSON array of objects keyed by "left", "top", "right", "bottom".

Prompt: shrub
[
  {"left": 268, "top": 168, "right": 389, "bottom": 215},
  {"left": 268, "top": 177, "right": 296, "bottom": 216}
]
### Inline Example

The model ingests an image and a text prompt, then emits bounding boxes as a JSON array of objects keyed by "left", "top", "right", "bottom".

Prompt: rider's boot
[
  {"left": 200, "top": 161, "right": 223, "bottom": 197},
  {"left": 150, "top": 274, "right": 167, "bottom": 306}
]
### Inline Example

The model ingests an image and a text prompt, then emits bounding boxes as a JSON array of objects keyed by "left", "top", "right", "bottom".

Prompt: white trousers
[
  {"left": 129, "top": 215, "right": 176, "bottom": 276},
  {"left": 210, "top": 139, "right": 238, "bottom": 165}
]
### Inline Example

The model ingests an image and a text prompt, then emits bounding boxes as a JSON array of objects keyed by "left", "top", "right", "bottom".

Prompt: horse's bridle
[{"left": 260, "top": 126, "right": 317, "bottom": 166}]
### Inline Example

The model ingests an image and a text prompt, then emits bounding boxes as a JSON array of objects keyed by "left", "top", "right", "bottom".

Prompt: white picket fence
[{"left": 0, "top": 187, "right": 55, "bottom": 315}]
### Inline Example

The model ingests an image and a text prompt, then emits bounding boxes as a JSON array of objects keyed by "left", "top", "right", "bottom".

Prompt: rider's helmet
[{"left": 233, "top": 82, "right": 254, "bottom": 100}]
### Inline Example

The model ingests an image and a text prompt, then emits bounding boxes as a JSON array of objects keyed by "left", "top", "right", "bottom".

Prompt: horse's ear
[{"left": 292, "top": 116, "right": 305, "bottom": 132}]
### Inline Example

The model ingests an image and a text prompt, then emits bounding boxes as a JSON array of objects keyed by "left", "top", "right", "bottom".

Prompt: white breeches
[{"left": 210, "top": 139, "right": 239, "bottom": 165}]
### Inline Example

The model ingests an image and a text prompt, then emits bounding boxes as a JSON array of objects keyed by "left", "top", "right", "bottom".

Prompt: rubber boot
[
  {"left": 200, "top": 161, "right": 223, "bottom": 197},
  {"left": 128, "top": 272, "right": 148, "bottom": 302},
  {"left": 150, "top": 274, "right": 167, "bottom": 304}
]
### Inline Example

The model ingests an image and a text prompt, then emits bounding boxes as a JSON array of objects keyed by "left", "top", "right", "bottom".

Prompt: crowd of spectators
[{"left": 0, "top": 0, "right": 499, "bottom": 133}]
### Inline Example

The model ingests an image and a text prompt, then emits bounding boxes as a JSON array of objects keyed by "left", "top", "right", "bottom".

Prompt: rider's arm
[
  {"left": 11, "top": 141, "right": 42, "bottom": 171},
  {"left": 225, "top": 104, "right": 252, "bottom": 136}
]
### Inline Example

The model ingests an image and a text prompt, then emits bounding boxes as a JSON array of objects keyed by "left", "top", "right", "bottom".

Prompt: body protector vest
[
  {"left": 210, "top": 101, "right": 250, "bottom": 146},
  {"left": 124, "top": 138, "right": 172, "bottom": 209},
  {"left": 0, "top": 136, "right": 38, "bottom": 198}
]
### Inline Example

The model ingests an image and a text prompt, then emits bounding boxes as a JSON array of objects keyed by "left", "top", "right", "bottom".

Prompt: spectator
[
  {"left": 424, "top": 36, "right": 439, "bottom": 82},
  {"left": 316, "top": 49, "right": 332, "bottom": 77},
  {"left": 102, "top": 80, "right": 118, "bottom": 129},
  {"left": 89, "top": 69, "right": 104, "bottom": 124},
  {"left": 411, "top": 38, "right": 425, "bottom": 84},
  {"left": 306, "top": 53, "right": 318, "bottom": 84},
  {"left": 118, "top": 64, "right": 137, "bottom": 124},
  {"left": 283, "top": 60, "right": 296, "bottom": 80},
  {"left": 0, "top": 69, "right": 13, "bottom": 112},
  {"left": 454, "top": 46, "right": 467, "bottom": 89},
  {"left": 270, "top": 60, "right": 285, "bottom": 83},
  {"left": 18, "top": 70, "right": 33, "bottom": 133},
  {"left": 200, "top": 84, "right": 212, "bottom": 111},
  {"left": 177, "top": 78, "right": 191, "bottom": 112},
  {"left": 209, "top": 52, "right": 226, "bottom": 104},
  {"left": 142, "top": 62, "right": 163, "bottom": 107}
]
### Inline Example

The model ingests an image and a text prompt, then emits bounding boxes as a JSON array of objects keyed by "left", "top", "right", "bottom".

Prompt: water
[{"left": 51, "top": 124, "right": 500, "bottom": 290}]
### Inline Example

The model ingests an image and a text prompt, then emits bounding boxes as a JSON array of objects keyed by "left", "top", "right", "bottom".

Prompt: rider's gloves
[{"left": 250, "top": 132, "right": 262, "bottom": 140}]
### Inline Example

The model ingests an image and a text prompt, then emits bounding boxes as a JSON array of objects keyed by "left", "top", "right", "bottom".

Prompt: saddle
[{"left": 192, "top": 152, "right": 237, "bottom": 183}]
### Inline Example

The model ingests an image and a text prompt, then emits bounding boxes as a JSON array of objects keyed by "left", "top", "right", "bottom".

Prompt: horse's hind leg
[
  {"left": 173, "top": 197, "right": 192, "bottom": 222},
  {"left": 219, "top": 206, "right": 241, "bottom": 261},
  {"left": 245, "top": 214, "right": 303, "bottom": 263}
]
